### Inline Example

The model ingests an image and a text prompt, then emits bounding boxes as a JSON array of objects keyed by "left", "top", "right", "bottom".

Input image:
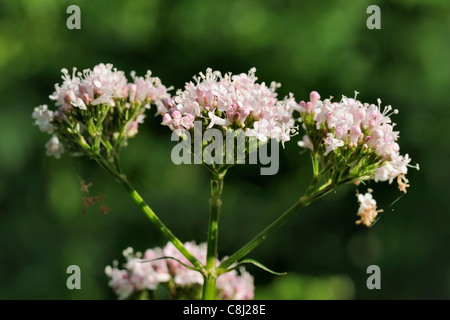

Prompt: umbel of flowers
[
  {"left": 296, "top": 91, "right": 419, "bottom": 226},
  {"left": 159, "top": 68, "right": 299, "bottom": 169},
  {"left": 32, "top": 63, "right": 170, "bottom": 162},
  {"left": 32, "top": 63, "right": 419, "bottom": 300},
  {"left": 105, "top": 242, "right": 254, "bottom": 300},
  {"left": 160, "top": 67, "right": 297, "bottom": 142}
]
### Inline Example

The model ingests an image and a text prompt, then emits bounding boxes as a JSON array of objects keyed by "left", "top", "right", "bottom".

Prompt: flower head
[
  {"left": 122, "top": 247, "right": 170, "bottom": 291},
  {"left": 162, "top": 241, "right": 206, "bottom": 286},
  {"left": 104, "top": 265, "right": 134, "bottom": 300},
  {"left": 216, "top": 267, "right": 255, "bottom": 300},
  {"left": 105, "top": 242, "right": 254, "bottom": 300},
  {"left": 49, "top": 64, "right": 135, "bottom": 109},
  {"left": 297, "top": 91, "right": 419, "bottom": 193},
  {"left": 160, "top": 68, "right": 298, "bottom": 144},
  {"left": 33, "top": 63, "right": 170, "bottom": 160}
]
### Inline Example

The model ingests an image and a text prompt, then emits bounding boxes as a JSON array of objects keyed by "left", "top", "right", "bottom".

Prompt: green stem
[
  {"left": 219, "top": 181, "right": 334, "bottom": 270},
  {"left": 203, "top": 274, "right": 217, "bottom": 300},
  {"left": 311, "top": 153, "right": 319, "bottom": 176},
  {"left": 138, "top": 290, "right": 150, "bottom": 300},
  {"left": 202, "top": 170, "right": 226, "bottom": 300},
  {"left": 94, "top": 156, "right": 205, "bottom": 274},
  {"left": 113, "top": 154, "right": 123, "bottom": 175},
  {"left": 125, "top": 182, "right": 204, "bottom": 271}
]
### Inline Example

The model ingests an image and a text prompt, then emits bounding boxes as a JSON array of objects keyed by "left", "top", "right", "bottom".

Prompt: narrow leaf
[{"left": 223, "top": 259, "right": 287, "bottom": 276}]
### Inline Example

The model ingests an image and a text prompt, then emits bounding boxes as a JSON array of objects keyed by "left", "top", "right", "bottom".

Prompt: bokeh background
[{"left": 0, "top": 0, "right": 449, "bottom": 299}]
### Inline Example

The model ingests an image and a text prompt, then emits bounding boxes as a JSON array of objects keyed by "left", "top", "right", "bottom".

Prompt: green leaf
[{"left": 221, "top": 259, "right": 287, "bottom": 276}]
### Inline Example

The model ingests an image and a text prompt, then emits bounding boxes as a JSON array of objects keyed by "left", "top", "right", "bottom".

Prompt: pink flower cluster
[
  {"left": 49, "top": 63, "right": 169, "bottom": 110},
  {"left": 33, "top": 63, "right": 170, "bottom": 158},
  {"left": 160, "top": 68, "right": 298, "bottom": 144},
  {"left": 105, "top": 247, "right": 170, "bottom": 300},
  {"left": 298, "top": 91, "right": 419, "bottom": 192},
  {"left": 50, "top": 64, "right": 127, "bottom": 110},
  {"left": 105, "top": 242, "right": 254, "bottom": 300}
]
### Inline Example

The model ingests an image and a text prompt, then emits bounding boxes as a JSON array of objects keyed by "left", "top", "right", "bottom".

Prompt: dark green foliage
[{"left": 0, "top": 0, "right": 448, "bottom": 299}]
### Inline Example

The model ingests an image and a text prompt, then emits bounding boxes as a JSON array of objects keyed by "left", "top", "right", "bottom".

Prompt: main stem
[{"left": 202, "top": 171, "right": 225, "bottom": 300}]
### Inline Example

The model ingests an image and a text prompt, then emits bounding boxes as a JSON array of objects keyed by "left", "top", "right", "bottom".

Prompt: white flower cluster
[
  {"left": 32, "top": 63, "right": 170, "bottom": 158},
  {"left": 298, "top": 91, "right": 419, "bottom": 193},
  {"left": 50, "top": 64, "right": 128, "bottom": 109},
  {"left": 160, "top": 68, "right": 299, "bottom": 144},
  {"left": 105, "top": 242, "right": 254, "bottom": 300}
]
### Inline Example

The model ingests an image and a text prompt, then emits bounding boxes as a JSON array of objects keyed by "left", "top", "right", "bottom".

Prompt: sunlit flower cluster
[
  {"left": 297, "top": 91, "right": 419, "bottom": 193},
  {"left": 32, "top": 63, "right": 170, "bottom": 159},
  {"left": 105, "top": 242, "right": 254, "bottom": 300},
  {"left": 160, "top": 68, "right": 298, "bottom": 144}
]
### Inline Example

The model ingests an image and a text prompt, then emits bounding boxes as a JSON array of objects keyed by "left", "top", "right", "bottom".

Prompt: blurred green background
[{"left": 0, "top": 0, "right": 449, "bottom": 299}]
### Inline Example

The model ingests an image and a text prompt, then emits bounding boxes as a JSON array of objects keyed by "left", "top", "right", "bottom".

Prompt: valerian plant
[{"left": 32, "top": 64, "right": 419, "bottom": 300}]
